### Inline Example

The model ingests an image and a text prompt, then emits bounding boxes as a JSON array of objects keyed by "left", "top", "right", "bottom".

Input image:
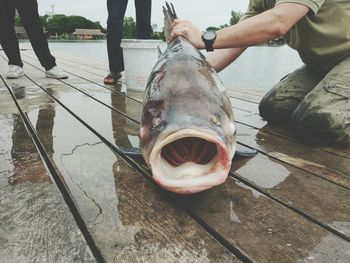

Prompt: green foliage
[
  {"left": 15, "top": 15, "right": 22, "bottom": 26},
  {"left": 44, "top": 14, "right": 102, "bottom": 35},
  {"left": 206, "top": 24, "right": 230, "bottom": 31},
  {"left": 206, "top": 26, "right": 221, "bottom": 31},
  {"left": 123, "top": 17, "right": 136, "bottom": 39},
  {"left": 230, "top": 11, "right": 244, "bottom": 25},
  {"left": 205, "top": 10, "right": 243, "bottom": 32},
  {"left": 14, "top": 12, "right": 164, "bottom": 40},
  {"left": 152, "top": 31, "right": 165, "bottom": 41}
]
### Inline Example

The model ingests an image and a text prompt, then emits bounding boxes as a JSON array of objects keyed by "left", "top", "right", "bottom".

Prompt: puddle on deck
[
  {"left": 2, "top": 83, "right": 238, "bottom": 262},
  {"left": 1, "top": 79, "right": 350, "bottom": 262}
]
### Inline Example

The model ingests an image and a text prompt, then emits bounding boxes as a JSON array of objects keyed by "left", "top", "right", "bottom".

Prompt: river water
[{"left": 20, "top": 40, "right": 303, "bottom": 91}]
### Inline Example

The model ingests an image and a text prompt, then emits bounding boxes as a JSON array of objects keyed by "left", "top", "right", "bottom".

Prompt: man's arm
[
  {"left": 207, "top": 48, "right": 246, "bottom": 72},
  {"left": 214, "top": 3, "right": 309, "bottom": 48},
  {"left": 169, "top": 3, "right": 310, "bottom": 49}
]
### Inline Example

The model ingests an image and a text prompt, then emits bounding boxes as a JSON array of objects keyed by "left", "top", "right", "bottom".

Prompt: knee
[
  {"left": 291, "top": 102, "right": 350, "bottom": 145},
  {"left": 258, "top": 90, "right": 291, "bottom": 124},
  {"left": 258, "top": 94, "right": 273, "bottom": 121}
]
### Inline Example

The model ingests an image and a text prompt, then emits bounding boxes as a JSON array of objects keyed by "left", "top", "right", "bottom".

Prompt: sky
[{"left": 37, "top": 0, "right": 250, "bottom": 30}]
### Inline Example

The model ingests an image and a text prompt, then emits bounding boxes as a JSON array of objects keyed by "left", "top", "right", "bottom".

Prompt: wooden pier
[{"left": 0, "top": 50, "right": 349, "bottom": 262}]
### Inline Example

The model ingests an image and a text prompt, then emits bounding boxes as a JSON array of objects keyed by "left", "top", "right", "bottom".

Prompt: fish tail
[{"left": 163, "top": 2, "right": 178, "bottom": 43}]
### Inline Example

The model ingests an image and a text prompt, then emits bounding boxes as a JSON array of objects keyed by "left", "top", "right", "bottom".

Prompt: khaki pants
[{"left": 259, "top": 55, "right": 350, "bottom": 145}]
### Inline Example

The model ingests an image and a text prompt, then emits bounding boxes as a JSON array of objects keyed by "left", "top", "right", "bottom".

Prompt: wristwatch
[{"left": 202, "top": 31, "right": 217, "bottom": 52}]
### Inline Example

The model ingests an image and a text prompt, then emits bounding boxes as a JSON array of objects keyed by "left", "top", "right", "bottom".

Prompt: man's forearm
[
  {"left": 207, "top": 47, "right": 246, "bottom": 72},
  {"left": 214, "top": 3, "right": 309, "bottom": 49}
]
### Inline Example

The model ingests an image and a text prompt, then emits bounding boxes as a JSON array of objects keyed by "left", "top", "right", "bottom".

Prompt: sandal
[{"left": 104, "top": 72, "right": 122, "bottom": 85}]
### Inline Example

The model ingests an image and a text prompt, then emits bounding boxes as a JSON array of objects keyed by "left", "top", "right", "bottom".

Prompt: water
[
  {"left": 219, "top": 45, "right": 303, "bottom": 90},
  {"left": 19, "top": 40, "right": 303, "bottom": 91}
]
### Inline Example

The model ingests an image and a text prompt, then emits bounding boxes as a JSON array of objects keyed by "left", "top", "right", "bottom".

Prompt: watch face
[{"left": 203, "top": 31, "right": 216, "bottom": 41}]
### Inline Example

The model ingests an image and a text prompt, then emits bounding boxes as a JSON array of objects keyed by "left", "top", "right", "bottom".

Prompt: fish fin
[
  {"left": 163, "top": 2, "right": 178, "bottom": 43},
  {"left": 115, "top": 145, "right": 142, "bottom": 157},
  {"left": 158, "top": 46, "right": 163, "bottom": 58},
  {"left": 233, "top": 145, "right": 258, "bottom": 159}
]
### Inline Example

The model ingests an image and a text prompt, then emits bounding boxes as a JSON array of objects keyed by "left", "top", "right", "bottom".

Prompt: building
[
  {"left": 15, "top": 26, "right": 27, "bottom": 39},
  {"left": 72, "top": 29, "right": 106, "bottom": 40},
  {"left": 15, "top": 26, "right": 49, "bottom": 39}
]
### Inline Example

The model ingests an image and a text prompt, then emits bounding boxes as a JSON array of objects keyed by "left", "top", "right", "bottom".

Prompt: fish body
[{"left": 139, "top": 4, "right": 236, "bottom": 194}]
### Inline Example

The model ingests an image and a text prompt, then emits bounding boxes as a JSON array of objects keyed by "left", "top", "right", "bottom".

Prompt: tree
[
  {"left": 15, "top": 15, "right": 22, "bottom": 26},
  {"left": 206, "top": 26, "right": 221, "bottom": 31},
  {"left": 45, "top": 14, "right": 103, "bottom": 35},
  {"left": 123, "top": 17, "right": 136, "bottom": 38},
  {"left": 206, "top": 24, "right": 229, "bottom": 31},
  {"left": 230, "top": 11, "right": 243, "bottom": 25}
]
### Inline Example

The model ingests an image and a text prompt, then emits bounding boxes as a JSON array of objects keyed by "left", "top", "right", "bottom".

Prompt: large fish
[{"left": 139, "top": 3, "right": 237, "bottom": 194}]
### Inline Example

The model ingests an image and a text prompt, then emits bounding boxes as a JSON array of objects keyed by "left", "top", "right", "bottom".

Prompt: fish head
[{"left": 139, "top": 54, "right": 236, "bottom": 194}]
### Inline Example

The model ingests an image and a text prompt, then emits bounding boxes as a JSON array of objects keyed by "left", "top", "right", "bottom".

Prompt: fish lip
[{"left": 148, "top": 128, "right": 236, "bottom": 194}]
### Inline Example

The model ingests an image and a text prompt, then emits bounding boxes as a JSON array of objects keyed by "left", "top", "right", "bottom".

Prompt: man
[
  {"left": 169, "top": 0, "right": 350, "bottom": 145},
  {"left": 0, "top": 0, "right": 68, "bottom": 79},
  {"left": 105, "top": 0, "right": 152, "bottom": 84}
]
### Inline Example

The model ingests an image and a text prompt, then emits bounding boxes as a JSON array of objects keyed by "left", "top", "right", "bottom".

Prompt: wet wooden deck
[{"left": 0, "top": 49, "right": 349, "bottom": 263}]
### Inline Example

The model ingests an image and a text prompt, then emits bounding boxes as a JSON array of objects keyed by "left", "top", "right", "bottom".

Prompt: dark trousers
[
  {"left": 107, "top": 0, "right": 152, "bottom": 74},
  {"left": 0, "top": 0, "right": 56, "bottom": 70}
]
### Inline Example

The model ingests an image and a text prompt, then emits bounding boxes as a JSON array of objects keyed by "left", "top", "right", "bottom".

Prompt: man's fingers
[
  {"left": 171, "top": 19, "right": 189, "bottom": 29},
  {"left": 168, "top": 20, "right": 192, "bottom": 43},
  {"left": 168, "top": 32, "right": 175, "bottom": 43}
]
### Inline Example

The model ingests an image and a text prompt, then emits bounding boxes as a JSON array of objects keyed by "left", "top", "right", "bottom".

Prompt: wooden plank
[
  {"left": 20, "top": 52, "right": 108, "bottom": 84},
  {"left": 0, "top": 52, "right": 91, "bottom": 86},
  {"left": 230, "top": 95, "right": 350, "bottom": 159},
  {"left": 21, "top": 51, "right": 349, "bottom": 165},
  {"left": 226, "top": 86, "right": 267, "bottom": 98},
  {"left": 28, "top": 78, "right": 350, "bottom": 262},
  {"left": 22, "top": 51, "right": 108, "bottom": 78},
  {"left": 51, "top": 51, "right": 108, "bottom": 71},
  {"left": 0, "top": 60, "right": 239, "bottom": 262},
  {"left": 52, "top": 80, "right": 350, "bottom": 237},
  {"left": 227, "top": 89, "right": 262, "bottom": 104},
  {"left": 231, "top": 153, "right": 350, "bottom": 236},
  {"left": 230, "top": 97, "right": 350, "bottom": 182},
  {"left": 13, "top": 55, "right": 350, "bottom": 220},
  {"left": 52, "top": 75, "right": 350, "bottom": 190},
  {"left": 0, "top": 82, "right": 95, "bottom": 262},
  {"left": 55, "top": 54, "right": 108, "bottom": 76},
  {"left": 235, "top": 123, "right": 350, "bottom": 186}
]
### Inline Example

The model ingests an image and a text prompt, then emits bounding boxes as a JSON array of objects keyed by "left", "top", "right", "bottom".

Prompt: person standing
[
  {"left": 0, "top": 0, "right": 68, "bottom": 79},
  {"left": 104, "top": 0, "right": 152, "bottom": 84}
]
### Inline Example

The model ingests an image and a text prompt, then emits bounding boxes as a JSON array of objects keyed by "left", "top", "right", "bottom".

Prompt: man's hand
[{"left": 168, "top": 19, "right": 205, "bottom": 49}]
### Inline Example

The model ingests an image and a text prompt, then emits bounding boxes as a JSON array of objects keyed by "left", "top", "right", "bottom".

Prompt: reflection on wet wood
[
  {"left": 0, "top": 85, "right": 95, "bottom": 262},
  {"left": 49, "top": 80, "right": 350, "bottom": 235},
  {"left": 30, "top": 78, "right": 349, "bottom": 261},
  {"left": 176, "top": 178, "right": 350, "bottom": 262},
  {"left": 0, "top": 68, "right": 238, "bottom": 261},
  {"left": 50, "top": 78, "right": 350, "bottom": 233},
  {"left": 236, "top": 123, "right": 350, "bottom": 187},
  {"left": 21, "top": 52, "right": 107, "bottom": 84},
  {"left": 231, "top": 153, "right": 350, "bottom": 237},
  {"left": 2, "top": 50, "right": 350, "bottom": 262},
  {"left": 227, "top": 89, "right": 262, "bottom": 104}
]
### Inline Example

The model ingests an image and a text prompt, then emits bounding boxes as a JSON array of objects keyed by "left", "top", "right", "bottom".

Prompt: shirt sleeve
[
  {"left": 240, "top": 0, "right": 265, "bottom": 22},
  {"left": 275, "top": 0, "right": 326, "bottom": 14}
]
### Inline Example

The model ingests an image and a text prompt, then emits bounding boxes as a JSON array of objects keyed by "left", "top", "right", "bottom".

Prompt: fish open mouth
[
  {"left": 161, "top": 137, "right": 217, "bottom": 166},
  {"left": 148, "top": 129, "right": 235, "bottom": 194}
]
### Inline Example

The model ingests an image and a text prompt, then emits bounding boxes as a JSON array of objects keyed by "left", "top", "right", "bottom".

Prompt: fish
[{"left": 138, "top": 3, "right": 237, "bottom": 194}]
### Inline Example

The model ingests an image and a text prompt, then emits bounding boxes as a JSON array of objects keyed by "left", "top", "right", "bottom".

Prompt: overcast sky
[{"left": 37, "top": 0, "right": 250, "bottom": 30}]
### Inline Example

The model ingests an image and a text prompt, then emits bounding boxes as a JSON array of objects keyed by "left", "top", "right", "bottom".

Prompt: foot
[
  {"left": 6, "top": 65, "right": 24, "bottom": 79},
  {"left": 45, "top": 66, "right": 68, "bottom": 79},
  {"left": 104, "top": 72, "right": 122, "bottom": 85}
]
